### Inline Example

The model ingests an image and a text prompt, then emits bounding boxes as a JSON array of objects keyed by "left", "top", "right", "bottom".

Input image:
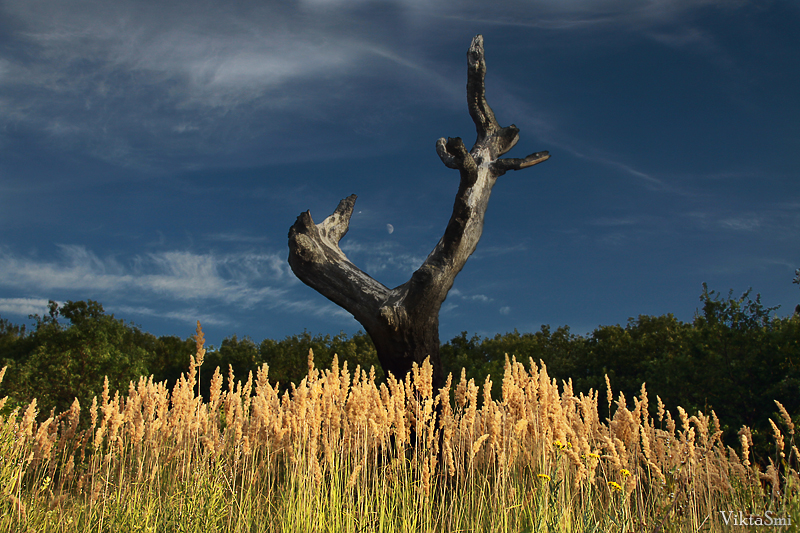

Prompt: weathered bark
[{"left": 288, "top": 35, "right": 549, "bottom": 389}]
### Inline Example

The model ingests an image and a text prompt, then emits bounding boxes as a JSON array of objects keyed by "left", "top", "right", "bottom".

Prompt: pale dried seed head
[
  {"left": 346, "top": 464, "right": 363, "bottom": 491},
  {"left": 665, "top": 410, "right": 676, "bottom": 437},
  {"left": 684, "top": 427, "right": 697, "bottom": 465},
  {"left": 564, "top": 446, "right": 585, "bottom": 482},
  {"left": 445, "top": 442, "right": 455, "bottom": 477},
  {"left": 209, "top": 366, "right": 223, "bottom": 410},
  {"left": 64, "top": 454, "right": 75, "bottom": 479},
  {"left": 775, "top": 400, "right": 795, "bottom": 436},
  {"left": 514, "top": 419, "right": 528, "bottom": 440},
  {"left": 710, "top": 410, "right": 723, "bottom": 445},
  {"left": 640, "top": 424, "right": 653, "bottom": 463},
  {"left": 227, "top": 365, "right": 236, "bottom": 398},
  {"left": 739, "top": 430, "right": 751, "bottom": 467},
  {"left": 102, "top": 376, "right": 110, "bottom": 408},
  {"left": 108, "top": 405, "right": 125, "bottom": 453},
  {"left": 636, "top": 383, "right": 648, "bottom": 422},
  {"left": 195, "top": 321, "right": 205, "bottom": 368},
  {"left": 764, "top": 460, "right": 781, "bottom": 499},
  {"left": 602, "top": 435, "right": 622, "bottom": 470},
  {"left": 677, "top": 406, "right": 690, "bottom": 433},
  {"left": 488, "top": 409, "right": 502, "bottom": 451},
  {"left": 482, "top": 374, "right": 493, "bottom": 407},
  {"left": 455, "top": 368, "right": 467, "bottom": 408},
  {"left": 89, "top": 396, "right": 98, "bottom": 430},
  {"left": 471, "top": 433, "right": 490, "bottom": 461},
  {"left": 20, "top": 398, "right": 38, "bottom": 439},
  {"left": 330, "top": 353, "right": 339, "bottom": 377},
  {"left": 307, "top": 349, "right": 316, "bottom": 383},
  {"left": 33, "top": 417, "right": 55, "bottom": 461},
  {"left": 417, "top": 357, "right": 433, "bottom": 400},
  {"left": 501, "top": 354, "right": 512, "bottom": 406},
  {"left": 769, "top": 419, "right": 785, "bottom": 455},
  {"left": 691, "top": 414, "right": 709, "bottom": 449},
  {"left": 243, "top": 371, "right": 254, "bottom": 416},
  {"left": 422, "top": 455, "right": 434, "bottom": 499},
  {"left": 727, "top": 445, "right": 741, "bottom": 465}
]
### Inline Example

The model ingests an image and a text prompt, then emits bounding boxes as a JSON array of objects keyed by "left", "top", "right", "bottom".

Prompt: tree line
[{"left": 1, "top": 284, "right": 798, "bottom": 464}]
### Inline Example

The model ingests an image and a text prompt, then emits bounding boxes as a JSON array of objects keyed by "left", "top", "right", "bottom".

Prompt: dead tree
[{"left": 288, "top": 35, "right": 549, "bottom": 390}]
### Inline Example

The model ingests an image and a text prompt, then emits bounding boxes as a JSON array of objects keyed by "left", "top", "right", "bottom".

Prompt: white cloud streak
[
  {"left": 441, "top": 0, "right": 752, "bottom": 33},
  {"left": 340, "top": 240, "right": 427, "bottom": 280},
  {"left": 0, "top": 244, "right": 334, "bottom": 319},
  {"left": 447, "top": 288, "right": 495, "bottom": 304},
  {"left": 113, "top": 305, "right": 230, "bottom": 327},
  {"left": 0, "top": 297, "right": 54, "bottom": 318},
  {"left": 0, "top": 0, "right": 466, "bottom": 171}
]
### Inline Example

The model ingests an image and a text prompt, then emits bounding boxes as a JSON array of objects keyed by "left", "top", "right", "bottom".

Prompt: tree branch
[
  {"left": 435, "top": 138, "right": 460, "bottom": 169},
  {"left": 492, "top": 151, "right": 551, "bottom": 174},
  {"left": 288, "top": 195, "right": 390, "bottom": 328},
  {"left": 436, "top": 137, "right": 478, "bottom": 186},
  {"left": 466, "top": 35, "right": 499, "bottom": 140},
  {"left": 418, "top": 35, "right": 550, "bottom": 305}
]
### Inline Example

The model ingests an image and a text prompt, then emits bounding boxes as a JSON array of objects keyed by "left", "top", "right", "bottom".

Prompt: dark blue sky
[{"left": 1, "top": 0, "right": 798, "bottom": 347}]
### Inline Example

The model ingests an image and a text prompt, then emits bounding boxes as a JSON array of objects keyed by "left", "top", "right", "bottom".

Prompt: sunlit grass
[{"left": 1, "top": 323, "right": 798, "bottom": 532}]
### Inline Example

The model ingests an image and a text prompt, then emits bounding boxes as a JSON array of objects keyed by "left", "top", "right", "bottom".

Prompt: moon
[{"left": 386, "top": 224, "right": 394, "bottom": 234}]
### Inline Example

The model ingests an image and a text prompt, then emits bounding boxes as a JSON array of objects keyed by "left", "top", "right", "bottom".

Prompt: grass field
[{"left": 1, "top": 324, "right": 798, "bottom": 532}]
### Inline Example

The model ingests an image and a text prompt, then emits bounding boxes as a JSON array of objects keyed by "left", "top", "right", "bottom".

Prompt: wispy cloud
[
  {"left": 683, "top": 205, "right": 800, "bottom": 239},
  {"left": 718, "top": 216, "right": 761, "bottom": 232},
  {"left": 441, "top": 0, "right": 752, "bottom": 34},
  {"left": 590, "top": 217, "right": 639, "bottom": 227},
  {"left": 448, "top": 288, "right": 495, "bottom": 304},
  {"left": 113, "top": 305, "right": 230, "bottom": 328},
  {"left": 541, "top": 126, "right": 712, "bottom": 196},
  {"left": 0, "top": 297, "right": 54, "bottom": 318},
  {"left": 204, "top": 232, "right": 269, "bottom": 244},
  {"left": 441, "top": 302, "right": 458, "bottom": 315},
  {"left": 340, "top": 240, "right": 427, "bottom": 280},
  {"left": 0, "top": 0, "right": 462, "bottom": 172},
  {"left": 472, "top": 243, "right": 528, "bottom": 260},
  {"left": 0, "top": 0, "right": 756, "bottom": 175},
  {"left": 0, "top": 244, "right": 325, "bottom": 319}
]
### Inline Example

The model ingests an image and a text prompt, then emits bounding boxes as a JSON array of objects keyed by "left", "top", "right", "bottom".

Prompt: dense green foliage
[
  {"left": 1, "top": 285, "right": 798, "bottom": 463},
  {"left": 0, "top": 301, "right": 152, "bottom": 417}
]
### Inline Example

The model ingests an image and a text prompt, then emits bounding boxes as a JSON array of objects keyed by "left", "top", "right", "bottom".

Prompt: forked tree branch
[{"left": 288, "top": 195, "right": 391, "bottom": 332}]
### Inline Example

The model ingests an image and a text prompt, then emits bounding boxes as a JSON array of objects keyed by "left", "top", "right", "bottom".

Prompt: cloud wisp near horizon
[{"left": 1, "top": 0, "right": 798, "bottom": 345}]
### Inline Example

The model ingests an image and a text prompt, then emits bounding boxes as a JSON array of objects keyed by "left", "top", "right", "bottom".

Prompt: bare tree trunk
[{"left": 288, "top": 35, "right": 549, "bottom": 389}]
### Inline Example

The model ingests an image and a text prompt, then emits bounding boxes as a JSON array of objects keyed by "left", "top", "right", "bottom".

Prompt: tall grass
[{"left": 1, "top": 323, "right": 798, "bottom": 532}]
